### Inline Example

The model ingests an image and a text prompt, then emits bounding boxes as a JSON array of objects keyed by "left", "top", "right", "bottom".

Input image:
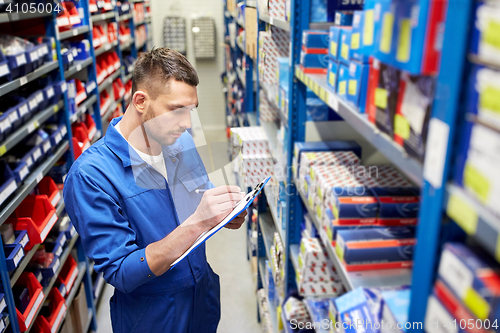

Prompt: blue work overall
[{"left": 63, "top": 116, "right": 220, "bottom": 333}]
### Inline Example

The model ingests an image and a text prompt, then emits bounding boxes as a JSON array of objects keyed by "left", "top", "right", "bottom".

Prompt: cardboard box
[
  {"left": 425, "top": 294, "right": 467, "bottom": 333},
  {"left": 337, "top": 63, "right": 350, "bottom": 98},
  {"left": 392, "top": 0, "right": 448, "bottom": 75},
  {"left": 306, "top": 98, "right": 330, "bottom": 121},
  {"left": 470, "top": 2, "right": 500, "bottom": 66},
  {"left": 339, "top": 28, "right": 352, "bottom": 65},
  {"left": 70, "top": 283, "right": 89, "bottom": 333},
  {"left": 335, "top": 12, "right": 354, "bottom": 26},
  {"left": 367, "top": 59, "right": 401, "bottom": 136},
  {"left": 466, "top": 65, "right": 500, "bottom": 131},
  {"left": 371, "top": 187, "right": 419, "bottom": 226},
  {"left": 245, "top": 8, "right": 258, "bottom": 59},
  {"left": 346, "top": 60, "right": 370, "bottom": 113},
  {"left": 335, "top": 227, "right": 415, "bottom": 271},
  {"left": 327, "top": 58, "right": 340, "bottom": 91},
  {"left": 300, "top": 52, "right": 330, "bottom": 69},
  {"left": 329, "top": 26, "right": 342, "bottom": 60},
  {"left": 361, "top": 0, "right": 384, "bottom": 57},
  {"left": 323, "top": 211, "right": 376, "bottom": 245},
  {"left": 393, "top": 72, "right": 435, "bottom": 162},
  {"left": 373, "top": 0, "right": 397, "bottom": 65},
  {"left": 350, "top": 11, "right": 370, "bottom": 63},
  {"left": 302, "top": 30, "right": 330, "bottom": 50},
  {"left": 438, "top": 243, "right": 500, "bottom": 322},
  {"left": 335, "top": 288, "right": 381, "bottom": 333}
]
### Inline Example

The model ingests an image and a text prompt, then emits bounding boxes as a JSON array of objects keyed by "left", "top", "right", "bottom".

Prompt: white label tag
[
  {"left": 51, "top": 258, "right": 60, "bottom": 274},
  {"left": 20, "top": 233, "right": 29, "bottom": 248},
  {"left": 76, "top": 64, "right": 82, "bottom": 71},
  {"left": 30, "top": 50, "right": 39, "bottom": 61},
  {"left": 36, "top": 172, "right": 43, "bottom": 183},
  {"left": 51, "top": 304, "right": 67, "bottom": 333},
  {"left": 26, "top": 291, "right": 44, "bottom": 328},
  {"left": 55, "top": 246, "right": 62, "bottom": 257},
  {"left": 0, "top": 64, "right": 9, "bottom": 77},
  {"left": 0, "top": 297, "right": 6, "bottom": 313},
  {"left": 88, "top": 126, "right": 97, "bottom": 140},
  {"left": 28, "top": 98, "right": 37, "bottom": 110},
  {"left": 61, "top": 126, "right": 67, "bottom": 136},
  {"left": 66, "top": 267, "right": 79, "bottom": 293},
  {"left": 37, "top": 93, "right": 44, "bottom": 103},
  {"left": 68, "top": 53, "right": 73, "bottom": 62},
  {"left": 83, "top": 141, "right": 91, "bottom": 151},
  {"left": 16, "top": 54, "right": 26, "bottom": 66},
  {"left": 41, "top": 45, "right": 48, "bottom": 55},
  {"left": 55, "top": 133, "right": 62, "bottom": 144},
  {"left": 40, "top": 213, "right": 58, "bottom": 242},
  {"left": 62, "top": 82, "right": 67, "bottom": 93},
  {"left": 0, "top": 180, "right": 16, "bottom": 205},
  {"left": 18, "top": 104, "right": 29, "bottom": 117},
  {"left": 43, "top": 141, "right": 51, "bottom": 153},
  {"left": 28, "top": 122, "right": 36, "bottom": 133},
  {"left": 51, "top": 192, "right": 61, "bottom": 206},
  {"left": 57, "top": 17, "right": 69, "bottom": 27},
  {"left": 0, "top": 119, "right": 9, "bottom": 132},
  {"left": 438, "top": 249, "right": 472, "bottom": 299},
  {"left": 25, "top": 156, "right": 33, "bottom": 168},
  {"left": 87, "top": 81, "right": 96, "bottom": 92},
  {"left": 19, "top": 165, "right": 29, "bottom": 181},
  {"left": 13, "top": 246, "right": 24, "bottom": 267},
  {"left": 20, "top": 76, "right": 28, "bottom": 86},
  {"left": 72, "top": 28, "right": 79, "bottom": 36},
  {"left": 47, "top": 88, "right": 54, "bottom": 98},
  {"left": 59, "top": 234, "right": 67, "bottom": 246},
  {"left": 423, "top": 118, "right": 449, "bottom": 189}
]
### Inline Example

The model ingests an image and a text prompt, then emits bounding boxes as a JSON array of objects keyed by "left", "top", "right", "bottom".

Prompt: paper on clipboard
[{"left": 170, "top": 176, "right": 271, "bottom": 268}]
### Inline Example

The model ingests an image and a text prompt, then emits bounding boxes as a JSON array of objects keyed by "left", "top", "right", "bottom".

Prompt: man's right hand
[{"left": 191, "top": 186, "right": 245, "bottom": 229}]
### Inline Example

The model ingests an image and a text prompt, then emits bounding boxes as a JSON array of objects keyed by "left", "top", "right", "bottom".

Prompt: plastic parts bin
[
  {"left": 15, "top": 272, "right": 45, "bottom": 332},
  {"left": 7, "top": 195, "right": 58, "bottom": 250},
  {"left": 56, "top": 255, "right": 78, "bottom": 297},
  {"left": 4, "top": 243, "right": 24, "bottom": 271},
  {"left": 14, "top": 230, "right": 30, "bottom": 249},
  {"left": 38, "top": 177, "right": 61, "bottom": 207},
  {"left": 33, "top": 288, "right": 67, "bottom": 333},
  {"left": 0, "top": 160, "right": 17, "bottom": 206}
]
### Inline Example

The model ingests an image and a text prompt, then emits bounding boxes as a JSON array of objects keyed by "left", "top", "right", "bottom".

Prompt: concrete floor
[{"left": 95, "top": 130, "right": 260, "bottom": 333}]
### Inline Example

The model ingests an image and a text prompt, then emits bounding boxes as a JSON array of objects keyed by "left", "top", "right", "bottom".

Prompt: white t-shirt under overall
[{"left": 115, "top": 121, "right": 168, "bottom": 181}]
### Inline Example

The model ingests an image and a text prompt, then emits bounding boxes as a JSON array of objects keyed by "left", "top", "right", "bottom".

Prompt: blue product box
[
  {"left": 371, "top": 187, "right": 420, "bottom": 226},
  {"left": 380, "top": 287, "right": 411, "bottom": 333},
  {"left": 373, "top": 0, "right": 397, "bottom": 65},
  {"left": 306, "top": 98, "right": 329, "bottom": 121},
  {"left": 392, "top": 0, "right": 448, "bottom": 75},
  {"left": 466, "top": 65, "right": 500, "bottom": 130},
  {"left": 470, "top": 2, "right": 500, "bottom": 65},
  {"left": 337, "top": 63, "right": 349, "bottom": 98},
  {"left": 324, "top": 209, "right": 377, "bottom": 245},
  {"left": 71, "top": 40, "right": 91, "bottom": 60},
  {"left": 302, "top": 30, "right": 330, "bottom": 49},
  {"left": 438, "top": 242, "right": 500, "bottom": 322},
  {"left": 300, "top": 52, "right": 329, "bottom": 69},
  {"left": 277, "top": 57, "right": 289, "bottom": 90},
  {"left": 327, "top": 58, "right": 340, "bottom": 91},
  {"left": 346, "top": 60, "right": 370, "bottom": 113},
  {"left": 335, "top": 12, "right": 354, "bottom": 26},
  {"left": 329, "top": 26, "right": 342, "bottom": 60},
  {"left": 311, "top": 0, "right": 333, "bottom": 22},
  {"left": 351, "top": 11, "right": 370, "bottom": 63},
  {"left": 327, "top": 189, "right": 379, "bottom": 226},
  {"left": 335, "top": 288, "right": 383, "bottom": 333},
  {"left": 335, "top": 227, "right": 415, "bottom": 270},
  {"left": 339, "top": 28, "right": 352, "bottom": 65}
]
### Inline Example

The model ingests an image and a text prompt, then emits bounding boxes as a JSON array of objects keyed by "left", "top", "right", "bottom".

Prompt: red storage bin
[
  {"left": 113, "top": 78, "right": 125, "bottom": 100},
  {"left": 98, "top": 57, "right": 109, "bottom": 78},
  {"left": 95, "top": 62, "right": 106, "bottom": 84},
  {"left": 16, "top": 272, "right": 45, "bottom": 332},
  {"left": 84, "top": 114, "right": 97, "bottom": 140},
  {"left": 33, "top": 288, "right": 67, "bottom": 333},
  {"left": 7, "top": 196, "right": 57, "bottom": 250},
  {"left": 72, "top": 123, "right": 90, "bottom": 159},
  {"left": 37, "top": 177, "right": 61, "bottom": 208},
  {"left": 92, "top": 27, "right": 102, "bottom": 48},
  {"left": 56, "top": 256, "right": 79, "bottom": 297},
  {"left": 108, "top": 22, "right": 117, "bottom": 43},
  {"left": 111, "top": 52, "right": 120, "bottom": 71},
  {"left": 89, "top": 0, "right": 98, "bottom": 12},
  {"left": 56, "top": 5, "right": 70, "bottom": 28},
  {"left": 97, "top": 25, "right": 108, "bottom": 45},
  {"left": 105, "top": 53, "right": 116, "bottom": 74},
  {"left": 74, "top": 79, "right": 87, "bottom": 105},
  {"left": 99, "top": 90, "right": 111, "bottom": 116}
]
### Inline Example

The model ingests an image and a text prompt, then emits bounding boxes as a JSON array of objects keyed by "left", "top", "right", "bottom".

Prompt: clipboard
[{"left": 171, "top": 176, "right": 271, "bottom": 268}]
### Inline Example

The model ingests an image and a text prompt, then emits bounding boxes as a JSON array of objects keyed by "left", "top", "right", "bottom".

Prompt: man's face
[{"left": 142, "top": 79, "right": 198, "bottom": 146}]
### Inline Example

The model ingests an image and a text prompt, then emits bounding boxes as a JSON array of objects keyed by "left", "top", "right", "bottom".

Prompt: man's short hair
[{"left": 132, "top": 47, "right": 199, "bottom": 99}]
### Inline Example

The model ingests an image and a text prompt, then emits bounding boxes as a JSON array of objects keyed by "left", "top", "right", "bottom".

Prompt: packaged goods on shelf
[
  {"left": 424, "top": 295, "right": 461, "bottom": 333},
  {"left": 15, "top": 272, "right": 45, "bottom": 331},
  {"left": 303, "top": 298, "right": 333, "bottom": 330},
  {"left": 284, "top": 297, "right": 312, "bottom": 325},
  {"left": 470, "top": 2, "right": 500, "bottom": 66},
  {"left": 264, "top": 260, "right": 276, "bottom": 307},
  {"left": 437, "top": 243, "right": 500, "bottom": 322},
  {"left": 327, "top": 58, "right": 340, "bottom": 91},
  {"left": 366, "top": 59, "right": 401, "bottom": 136},
  {"left": 335, "top": 12, "right": 354, "bottom": 26},
  {"left": 393, "top": 73, "right": 435, "bottom": 162},
  {"left": 292, "top": 141, "right": 362, "bottom": 179},
  {"left": 467, "top": 65, "right": 500, "bottom": 131},
  {"left": 302, "top": 30, "right": 330, "bottom": 51},
  {"left": 335, "top": 227, "right": 415, "bottom": 271},
  {"left": 455, "top": 120, "right": 500, "bottom": 218},
  {"left": 300, "top": 53, "right": 329, "bottom": 73},
  {"left": 346, "top": 60, "right": 370, "bottom": 113},
  {"left": 329, "top": 27, "right": 342, "bottom": 60},
  {"left": 350, "top": 11, "right": 370, "bottom": 63},
  {"left": 336, "top": 62, "right": 349, "bottom": 98}
]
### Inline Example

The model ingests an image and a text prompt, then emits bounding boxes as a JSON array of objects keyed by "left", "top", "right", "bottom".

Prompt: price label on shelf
[
  {"left": 328, "top": 94, "right": 339, "bottom": 111},
  {"left": 20, "top": 76, "right": 28, "bottom": 86},
  {"left": 73, "top": 29, "right": 78, "bottom": 36},
  {"left": 423, "top": 118, "right": 449, "bottom": 189},
  {"left": 77, "top": 64, "right": 82, "bottom": 71},
  {"left": 36, "top": 172, "right": 43, "bottom": 184}
]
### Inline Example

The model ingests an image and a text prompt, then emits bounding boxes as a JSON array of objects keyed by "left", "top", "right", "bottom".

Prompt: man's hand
[
  {"left": 190, "top": 185, "right": 245, "bottom": 229},
  {"left": 224, "top": 209, "right": 248, "bottom": 229}
]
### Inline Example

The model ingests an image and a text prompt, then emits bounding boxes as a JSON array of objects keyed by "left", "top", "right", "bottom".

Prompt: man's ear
[{"left": 132, "top": 91, "right": 148, "bottom": 114}]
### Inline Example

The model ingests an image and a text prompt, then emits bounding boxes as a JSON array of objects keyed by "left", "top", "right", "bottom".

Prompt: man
[{"left": 63, "top": 48, "right": 246, "bottom": 333}]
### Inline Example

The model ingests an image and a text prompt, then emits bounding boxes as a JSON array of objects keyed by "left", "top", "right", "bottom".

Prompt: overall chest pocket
[{"left": 178, "top": 164, "right": 209, "bottom": 192}]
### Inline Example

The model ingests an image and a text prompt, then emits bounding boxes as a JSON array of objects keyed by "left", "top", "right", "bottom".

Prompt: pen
[{"left": 194, "top": 189, "right": 246, "bottom": 194}]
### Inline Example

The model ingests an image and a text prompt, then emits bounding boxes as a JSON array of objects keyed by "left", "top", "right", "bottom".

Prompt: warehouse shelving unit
[
  {"left": 226, "top": 0, "right": 479, "bottom": 331},
  {"left": 0, "top": 0, "right": 153, "bottom": 332}
]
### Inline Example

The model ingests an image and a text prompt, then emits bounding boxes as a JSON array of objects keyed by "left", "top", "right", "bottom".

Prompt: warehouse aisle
[{"left": 96, "top": 130, "right": 260, "bottom": 333}]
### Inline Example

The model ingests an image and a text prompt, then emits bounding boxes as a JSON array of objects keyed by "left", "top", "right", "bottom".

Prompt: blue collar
[{"left": 105, "top": 116, "right": 184, "bottom": 168}]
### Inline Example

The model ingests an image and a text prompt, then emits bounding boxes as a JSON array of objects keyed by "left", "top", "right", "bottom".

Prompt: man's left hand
[{"left": 224, "top": 209, "right": 248, "bottom": 229}]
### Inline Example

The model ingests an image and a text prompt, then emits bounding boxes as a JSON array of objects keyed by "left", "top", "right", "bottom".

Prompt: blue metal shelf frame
[{"left": 407, "top": 0, "right": 473, "bottom": 329}]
